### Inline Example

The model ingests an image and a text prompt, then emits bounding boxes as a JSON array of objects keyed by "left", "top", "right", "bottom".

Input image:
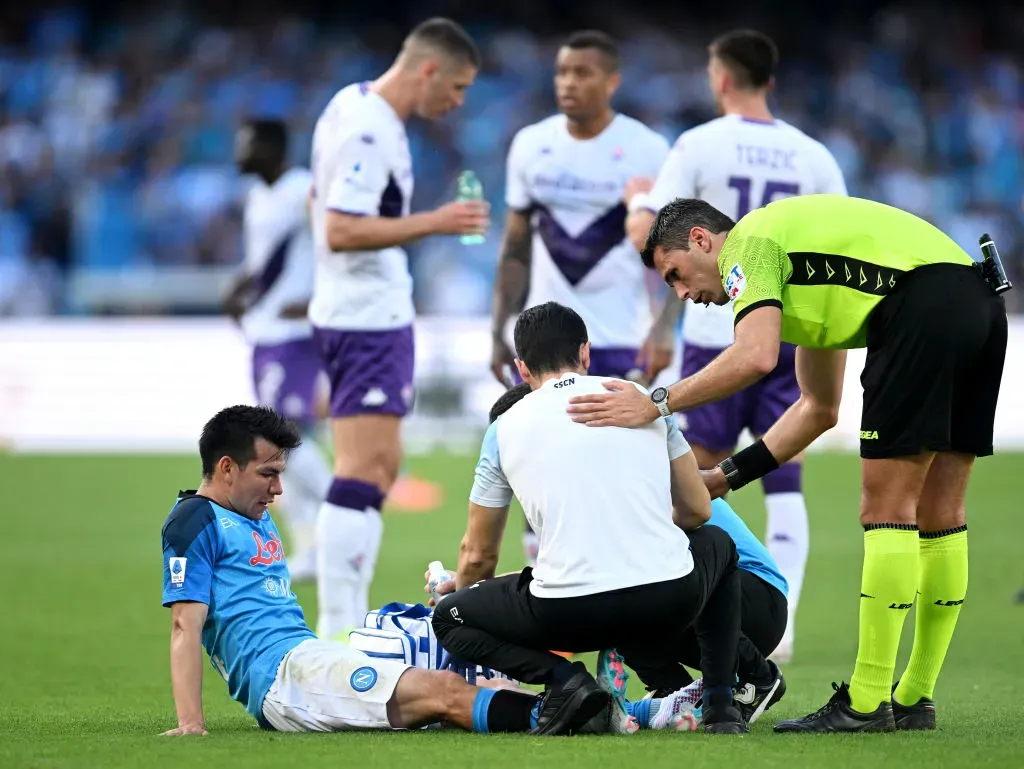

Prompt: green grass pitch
[{"left": 2, "top": 450, "right": 1022, "bottom": 768}]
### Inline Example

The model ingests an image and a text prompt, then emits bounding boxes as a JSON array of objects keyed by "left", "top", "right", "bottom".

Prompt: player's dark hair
[
  {"left": 641, "top": 198, "right": 736, "bottom": 268},
  {"left": 488, "top": 382, "right": 532, "bottom": 424},
  {"left": 242, "top": 118, "right": 288, "bottom": 159},
  {"left": 564, "top": 30, "right": 619, "bottom": 71},
  {"left": 199, "top": 405, "right": 302, "bottom": 478},
  {"left": 405, "top": 17, "right": 481, "bottom": 68},
  {"left": 513, "top": 301, "right": 589, "bottom": 377},
  {"left": 709, "top": 29, "right": 778, "bottom": 89}
]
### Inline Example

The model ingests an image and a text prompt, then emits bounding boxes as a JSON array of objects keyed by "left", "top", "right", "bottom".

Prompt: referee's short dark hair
[
  {"left": 199, "top": 405, "right": 302, "bottom": 479},
  {"left": 405, "top": 18, "right": 481, "bottom": 69},
  {"left": 641, "top": 198, "right": 736, "bottom": 268},
  {"left": 563, "top": 30, "right": 619, "bottom": 71},
  {"left": 514, "top": 302, "right": 589, "bottom": 377},
  {"left": 709, "top": 29, "right": 778, "bottom": 89}
]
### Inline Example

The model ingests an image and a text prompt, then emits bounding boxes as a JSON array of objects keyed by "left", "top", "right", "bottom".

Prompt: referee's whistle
[{"left": 978, "top": 233, "right": 1013, "bottom": 295}]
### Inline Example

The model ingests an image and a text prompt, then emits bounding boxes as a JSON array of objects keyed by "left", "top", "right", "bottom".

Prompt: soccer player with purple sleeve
[{"left": 307, "top": 19, "right": 489, "bottom": 638}]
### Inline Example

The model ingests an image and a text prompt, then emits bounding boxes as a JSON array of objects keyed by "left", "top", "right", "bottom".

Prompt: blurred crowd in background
[{"left": 0, "top": 1, "right": 1022, "bottom": 317}]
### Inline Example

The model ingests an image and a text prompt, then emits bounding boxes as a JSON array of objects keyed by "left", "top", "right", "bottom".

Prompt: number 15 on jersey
[{"left": 728, "top": 176, "right": 800, "bottom": 219}]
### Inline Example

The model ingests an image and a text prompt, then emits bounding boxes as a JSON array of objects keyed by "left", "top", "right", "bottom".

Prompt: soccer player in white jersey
[
  {"left": 223, "top": 119, "right": 331, "bottom": 582},
  {"left": 624, "top": 29, "right": 848, "bottom": 663},
  {"left": 433, "top": 301, "right": 771, "bottom": 735},
  {"left": 490, "top": 30, "right": 673, "bottom": 566},
  {"left": 307, "top": 18, "right": 489, "bottom": 639}
]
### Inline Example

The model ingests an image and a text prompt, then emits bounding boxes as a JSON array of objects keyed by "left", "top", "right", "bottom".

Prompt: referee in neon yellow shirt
[{"left": 566, "top": 193, "right": 1008, "bottom": 734}]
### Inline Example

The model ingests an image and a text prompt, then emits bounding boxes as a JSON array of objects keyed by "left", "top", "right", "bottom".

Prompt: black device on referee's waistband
[{"left": 977, "top": 233, "right": 1013, "bottom": 295}]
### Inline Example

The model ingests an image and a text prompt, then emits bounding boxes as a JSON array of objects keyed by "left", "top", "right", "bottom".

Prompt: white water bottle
[{"left": 427, "top": 560, "right": 454, "bottom": 605}]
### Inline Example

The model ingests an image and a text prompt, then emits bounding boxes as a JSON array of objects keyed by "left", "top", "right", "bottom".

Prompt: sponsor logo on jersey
[
  {"left": 860, "top": 430, "right": 879, "bottom": 440},
  {"left": 249, "top": 532, "right": 284, "bottom": 567},
  {"left": 350, "top": 666, "right": 378, "bottom": 692},
  {"left": 725, "top": 263, "right": 747, "bottom": 299},
  {"left": 264, "top": 576, "right": 282, "bottom": 597}
]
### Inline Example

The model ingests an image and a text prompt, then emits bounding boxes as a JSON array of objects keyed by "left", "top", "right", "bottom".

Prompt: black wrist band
[{"left": 718, "top": 439, "right": 780, "bottom": 491}]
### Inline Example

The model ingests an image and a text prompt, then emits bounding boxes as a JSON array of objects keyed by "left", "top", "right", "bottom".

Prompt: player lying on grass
[
  {"left": 160, "top": 405, "right": 601, "bottom": 736},
  {"left": 435, "top": 382, "right": 791, "bottom": 728}
]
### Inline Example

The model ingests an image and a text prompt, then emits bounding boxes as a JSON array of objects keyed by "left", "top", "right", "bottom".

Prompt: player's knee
[
  {"left": 430, "top": 670, "right": 469, "bottom": 720},
  {"left": 858, "top": 499, "right": 917, "bottom": 527},
  {"left": 334, "top": 443, "right": 402, "bottom": 490},
  {"left": 917, "top": 503, "right": 966, "bottom": 532},
  {"left": 430, "top": 604, "right": 457, "bottom": 641}
]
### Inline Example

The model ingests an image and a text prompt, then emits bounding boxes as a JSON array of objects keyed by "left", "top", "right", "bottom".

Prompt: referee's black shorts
[{"left": 860, "top": 262, "right": 1007, "bottom": 459}]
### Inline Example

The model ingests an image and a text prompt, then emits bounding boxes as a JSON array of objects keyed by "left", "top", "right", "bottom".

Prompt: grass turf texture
[{"left": 2, "top": 450, "right": 1022, "bottom": 768}]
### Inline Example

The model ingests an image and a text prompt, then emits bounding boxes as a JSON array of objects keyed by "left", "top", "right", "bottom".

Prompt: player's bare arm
[
  {"left": 567, "top": 305, "right": 782, "bottom": 427},
  {"left": 278, "top": 300, "right": 311, "bottom": 319},
  {"left": 637, "top": 291, "right": 684, "bottom": 383},
  {"left": 623, "top": 176, "right": 656, "bottom": 252},
  {"left": 221, "top": 272, "right": 258, "bottom": 323},
  {"left": 626, "top": 209, "right": 655, "bottom": 253},
  {"left": 162, "top": 600, "right": 209, "bottom": 736},
  {"left": 702, "top": 346, "right": 845, "bottom": 499},
  {"left": 761, "top": 346, "right": 845, "bottom": 463},
  {"left": 489, "top": 209, "right": 533, "bottom": 386},
  {"left": 669, "top": 449, "right": 712, "bottom": 530},
  {"left": 456, "top": 502, "right": 510, "bottom": 589},
  {"left": 326, "top": 200, "right": 489, "bottom": 253},
  {"left": 663, "top": 303, "right": 781, "bottom": 409}
]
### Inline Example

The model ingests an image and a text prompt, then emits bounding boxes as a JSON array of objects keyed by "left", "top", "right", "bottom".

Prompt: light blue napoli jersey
[
  {"left": 161, "top": 492, "right": 316, "bottom": 726},
  {"left": 707, "top": 498, "right": 788, "bottom": 598}
]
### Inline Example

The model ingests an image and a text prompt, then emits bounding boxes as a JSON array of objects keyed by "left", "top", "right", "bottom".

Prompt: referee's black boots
[{"left": 773, "top": 681, "right": 896, "bottom": 733}]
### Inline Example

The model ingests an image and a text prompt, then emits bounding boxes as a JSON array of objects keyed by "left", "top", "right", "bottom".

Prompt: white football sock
[
  {"left": 315, "top": 504, "right": 383, "bottom": 639},
  {"left": 764, "top": 491, "right": 809, "bottom": 645},
  {"left": 285, "top": 439, "right": 332, "bottom": 500},
  {"left": 278, "top": 440, "right": 331, "bottom": 562}
]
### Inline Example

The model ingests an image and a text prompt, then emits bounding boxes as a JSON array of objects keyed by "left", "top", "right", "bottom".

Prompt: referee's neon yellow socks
[
  {"left": 848, "top": 526, "right": 919, "bottom": 714},
  {"left": 895, "top": 527, "right": 968, "bottom": 706}
]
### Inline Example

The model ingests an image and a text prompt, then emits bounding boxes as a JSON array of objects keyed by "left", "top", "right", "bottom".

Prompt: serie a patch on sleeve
[{"left": 169, "top": 557, "right": 187, "bottom": 587}]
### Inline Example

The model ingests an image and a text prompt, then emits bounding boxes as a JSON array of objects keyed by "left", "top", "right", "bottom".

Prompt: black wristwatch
[
  {"left": 717, "top": 456, "right": 742, "bottom": 490},
  {"left": 650, "top": 386, "right": 671, "bottom": 417}
]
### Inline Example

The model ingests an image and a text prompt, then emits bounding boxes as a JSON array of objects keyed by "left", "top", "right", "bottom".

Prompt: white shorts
[{"left": 262, "top": 638, "right": 412, "bottom": 732}]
